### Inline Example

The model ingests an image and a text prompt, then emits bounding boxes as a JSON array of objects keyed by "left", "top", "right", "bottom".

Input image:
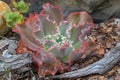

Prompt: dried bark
[
  {"left": 50, "top": 43, "right": 120, "bottom": 79},
  {"left": 0, "top": 53, "right": 32, "bottom": 75}
]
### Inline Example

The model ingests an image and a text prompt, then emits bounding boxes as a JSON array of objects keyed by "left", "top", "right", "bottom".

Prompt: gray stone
[
  {"left": 91, "top": 0, "right": 120, "bottom": 22},
  {"left": 3, "top": 0, "right": 120, "bottom": 23},
  {"left": 50, "top": 0, "right": 120, "bottom": 23}
]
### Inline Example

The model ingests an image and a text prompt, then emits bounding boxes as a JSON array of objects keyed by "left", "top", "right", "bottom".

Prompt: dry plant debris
[{"left": 89, "top": 18, "right": 120, "bottom": 55}]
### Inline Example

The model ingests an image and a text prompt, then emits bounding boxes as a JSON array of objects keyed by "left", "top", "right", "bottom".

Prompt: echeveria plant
[{"left": 13, "top": 3, "right": 96, "bottom": 76}]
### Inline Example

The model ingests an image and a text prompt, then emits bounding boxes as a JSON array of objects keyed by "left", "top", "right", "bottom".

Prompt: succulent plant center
[{"left": 44, "top": 31, "right": 73, "bottom": 46}]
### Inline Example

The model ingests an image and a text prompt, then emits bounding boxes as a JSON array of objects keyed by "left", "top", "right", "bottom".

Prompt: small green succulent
[
  {"left": 3, "top": 11, "right": 24, "bottom": 28},
  {"left": 13, "top": 0, "right": 29, "bottom": 13},
  {"left": 2, "top": 0, "right": 28, "bottom": 28}
]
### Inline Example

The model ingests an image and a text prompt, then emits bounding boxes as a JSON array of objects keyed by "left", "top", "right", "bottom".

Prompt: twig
[{"left": 0, "top": 53, "right": 32, "bottom": 75}]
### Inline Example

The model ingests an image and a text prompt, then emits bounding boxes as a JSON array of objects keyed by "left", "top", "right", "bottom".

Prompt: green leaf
[
  {"left": 3, "top": 11, "right": 24, "bottom": 28},
  {"left": 13, "top": 0, "right": 29, "bottom": 13}
]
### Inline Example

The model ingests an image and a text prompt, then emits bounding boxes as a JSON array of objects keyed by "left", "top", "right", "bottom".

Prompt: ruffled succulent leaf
[
  {"left": 81, "top": 40, "right": 96, "bottom": 58},
  {"left": 69, "top": 40, "right": 96, "bottom": 65},
  {"left": 69, "top": 50, "right": 83, "bottom": 65},
  {"left": 49, "top": 43, "right": 73, "bottom": 63},
  {"left": 40, "top": 53, "right": 58, "bottom": 76},
  {"left": 13, "top": 13, "right": 57, "bottom": 52},
  {"left": 13, "top": 16, "right": 42, "bottom": 52},
  {"left": 67, "top": 12, "right": 94, "bottom": 49},
  {"left": 62, "top": 46, "right": 73, "bottom": 62},
  {"left": 69, "top": 26, "right": 82, "bottom": 48},
  {"left": 40, "top": 3, "right": 63, "bottom": 24},
  {"left": 67, "top": 11, "right": 93, "bottom": 26},
  {"left": 58, "top": 21, "right": 71, "bottom": 37},
  {"left": 44, "top": 40, "right": 55, "bottom": 50},
  {"left": 79, "top": 23, "right": 94, "bottom": 42},
  {"left": 35, "top": 14, "right": 56, "bottom": 37}
]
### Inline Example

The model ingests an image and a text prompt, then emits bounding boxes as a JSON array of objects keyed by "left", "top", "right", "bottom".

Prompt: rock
[
  {"left": 91, "top": 0, "right": 120, "bottom": 22},
  {"left": 3, "top": 0, "right": 120, "bottom": 23},
  {"left": 49, "top": 0, "right": 120, "bottom": 23},
  {"left": 0, "top": 1, "right": 11, "bottom": 36}
]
